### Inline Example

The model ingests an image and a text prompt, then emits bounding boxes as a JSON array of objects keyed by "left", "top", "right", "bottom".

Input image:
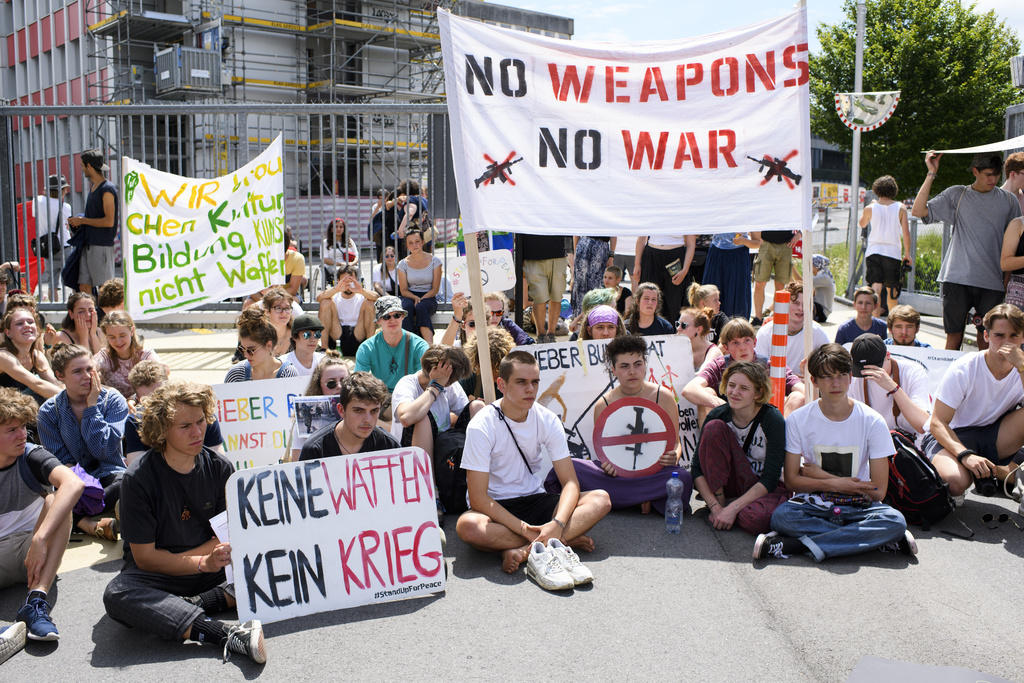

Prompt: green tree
[{"left": 810, "top": 0, "right": 1020, "bottom": 196}]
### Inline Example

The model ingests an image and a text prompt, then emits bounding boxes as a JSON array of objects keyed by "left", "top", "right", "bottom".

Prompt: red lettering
[
  {"left": 672, "top": 132, "right": 703, "bottom": 169},
  {"left": 413, "top": 522, "right": 443, "bottom": 577},
  {"left": 383, "top": 529, "right": 395, "bottom": 585},
  {"left": 745, "top": 51, "right": 775, "bottom": 92},
  {"left": 547, "top": 63, "right": 594, "bottom": 102},
  {"left": 391, "top": 526, "right": 416, "bottom": 583},
  {"left": 782, "top": 43, "right": 808, "bottom": 87},
  {"left": 710, "top": 129, "right": 737, "bottom": 169},
  {"left": 639, "top": 66, "right": 668, "bottom": 102},
  {"left": 348, "top": 458, "right": 376, "bottom": 508},
  {"left": 358, "top": 530, "right": 386, "bottom": 588},
  {"left": 621, "top": 131, "right": 668, "bottom": 170},
  {"left": 604, "top": 65, "right": 630, "bottom": 103},
  {"left": 338, "top": 537, "right": 364, "bottom": 594},
  {"left": 411, "top": 450, "right": 433, "bottom": 501},
  {"left": 220, "top": 399, "right": 237, "bottom": 423},
  {"left": 674, "top": 63, "right": 703, "bottom": 101},
  {"left": 321, "top": 461, "right": 355, "bottom": 513},
  {"left": 710, "top": 57, "right": 739, "bottom": 96}
]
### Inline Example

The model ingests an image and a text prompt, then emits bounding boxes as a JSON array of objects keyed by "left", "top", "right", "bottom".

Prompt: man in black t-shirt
[
  {"left": 0, "top": 389, "right": 82, "bottom": 646},
  {"left": 67, "top": 149, "right": 118, "bottom": 292},
  {"left": 300, "top": 372, "right": 398, "bottom": 460},
  {"left": 102, "top": 381, "right": 266, "bottom": 665}
]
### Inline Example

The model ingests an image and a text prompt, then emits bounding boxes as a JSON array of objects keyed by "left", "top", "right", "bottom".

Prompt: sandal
[{"left": 90, "top": 518, "right": 119, "bottom": 542}]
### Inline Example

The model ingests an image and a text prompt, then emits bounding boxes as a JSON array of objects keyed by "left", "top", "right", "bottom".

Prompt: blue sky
[{"left": 497, "top": 0, "right": 1023, "bottom": 54}]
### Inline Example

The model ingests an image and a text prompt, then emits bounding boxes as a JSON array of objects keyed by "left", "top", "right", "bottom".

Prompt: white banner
[
  {"left": 122, "top": 136, "right": 286, "bottom": 320},
  {"left": 439, "top": 8, "right": 812, "bottom": 236},
  {"left": 882, "top": 345, "right": 964, "bottom": 401},
  {"left": 930, "top": 134, "right": 1024, "bottom": 155},
  {"left": 213, "top": 376, "right": 308, "bottom": 470},
  {"left": 520, "top": 335, "right": 700, "bottom": 469},
  {"left": 227, "top": 447, "right": 445, "bottom": 624}
]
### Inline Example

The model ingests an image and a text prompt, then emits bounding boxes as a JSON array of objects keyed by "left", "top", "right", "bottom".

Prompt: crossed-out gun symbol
[
  {"left": 475, "top": 151, "right": 524, "bottom": 188},
  {"left": 747, "top": 154, "right": 802, "bottom": 186}
]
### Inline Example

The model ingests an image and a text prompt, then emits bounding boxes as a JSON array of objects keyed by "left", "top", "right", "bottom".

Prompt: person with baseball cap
[
  {"left": 280, "top": 314, "right": 325, "bottom": 376},
  {"left": 354, "top": 295, "right": 428, "bottom": 393},
  {"left": 912, "top": 151, "right": 1022, "bottom": 351},
  {"left": 846, "top": 333, "right": 931, "bottom": 437},
  {"left": 67, "top": 149, "right": 118, "bottom": 293}
]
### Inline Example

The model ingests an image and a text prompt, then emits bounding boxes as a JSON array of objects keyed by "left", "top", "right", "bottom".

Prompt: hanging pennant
[{"left": 835, "top": 91, "right": 900, "bottom": 132}]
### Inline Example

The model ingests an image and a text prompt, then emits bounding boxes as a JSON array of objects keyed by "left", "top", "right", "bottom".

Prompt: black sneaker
[
  {"left": 223, "top": 620, "right": 266, "bottom": 664},
  {"left": 752, "top": 532, "right": 802, "bottom": 560},
  {"left": 750, "top": 317, "right": 763, "bottom": 328},
  {"left": 880, "top": 530, "right": 918, "bottom": 556}
]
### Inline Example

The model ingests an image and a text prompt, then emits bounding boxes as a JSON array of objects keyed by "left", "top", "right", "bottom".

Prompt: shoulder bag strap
[
  {"left": 493, "top": 404, "right": 534, "bottom": 474},
  {"left": 402, "top": 331, "right": 411, "bottom": 376},
  {"left": 951, "top": 186, "right": 969, "bottom": 235}
]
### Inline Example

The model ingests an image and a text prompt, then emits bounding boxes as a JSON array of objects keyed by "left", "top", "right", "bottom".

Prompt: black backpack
[
  {"left": 433, "top": 429, "right": 468, "bottom": 516},
  {"left": 883, "top": 430, "right": 954, "bottom": 529}
]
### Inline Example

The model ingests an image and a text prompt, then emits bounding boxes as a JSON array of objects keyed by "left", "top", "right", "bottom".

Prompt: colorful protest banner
[
  {"left": 213, "top": 376, "right": 308, "bottom": 470},
  {"left": 227, "top": 447, "right": 445, "bottom": 624},
  {"left": 438, "top": 8, "right": 812, "bottom": 236},
  {"left": 122, "top": 136, "right": 285, "bottom": 320},
  {"left": 520, "top": 335, "right": 700, "bottom": 470}
]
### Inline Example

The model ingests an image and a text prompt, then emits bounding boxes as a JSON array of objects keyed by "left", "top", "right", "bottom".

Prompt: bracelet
[
  {"left": 552, "top": 518, "right": 566, "bottom": 530},
  {"left": 885, "top": 386, "right": 899, "bottom": 397},
  {"left": 927, "top": 172, "right": 937, "bottom": 178},
  {"left": 708, "top": 500, "right": 722, "bottom": 510},
  {"left": 452, "top": 318, "right": 463, "bottom": 324},
  {"left": 429, "top": 380, "right": 445, "bottom": 394},
  {"left": 196, "top": 556, "right": 204, "bottom": 573},
  {"left": 956, "top": 449, "right": 976, "bottom": 463}
]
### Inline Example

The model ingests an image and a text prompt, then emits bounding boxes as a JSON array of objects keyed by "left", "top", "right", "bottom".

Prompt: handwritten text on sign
[
  {"left": 227, "top": 447, "right": 445, "bottom": 624},
  {"left": 213, "top": 376, "right": 307, "bottom": 470},
  {"left": 122, "top": 135, "right": 286, "bottom": 319},
  {"left": 439, "top": 8, "right": 813, "bottom": 235}
]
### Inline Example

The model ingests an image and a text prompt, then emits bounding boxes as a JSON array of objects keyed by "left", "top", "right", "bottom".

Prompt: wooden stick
[{"left": 465, "top": 234, "right": 497, "bottom": 403}]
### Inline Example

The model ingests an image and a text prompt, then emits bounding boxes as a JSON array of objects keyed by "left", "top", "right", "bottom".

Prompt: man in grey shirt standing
[{"left": 912, "top": 151, "right": 1022, "bottom": 350}]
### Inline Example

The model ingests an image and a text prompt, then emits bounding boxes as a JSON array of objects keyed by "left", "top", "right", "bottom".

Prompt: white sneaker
[
  {"left": 0, "top": 621, "right": 27, "bottom": 665},
  {"left": 547, "top": 538, "right": 593, "bottom": 586},
  {"left": 525, "top": 541, "right": 574, "bottom": 591}
]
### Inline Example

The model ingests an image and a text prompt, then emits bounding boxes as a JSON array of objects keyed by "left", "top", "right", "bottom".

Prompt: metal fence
[{"left": 0, "top": 103, "right": 473, "bottom": 312}]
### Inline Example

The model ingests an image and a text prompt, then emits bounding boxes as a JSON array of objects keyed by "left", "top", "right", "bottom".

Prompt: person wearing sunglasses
[
  {"left": 224, "top": 309, "right": 299, "bottom": 383},
  {"left": 316, "top": 264, "right": 376, "bottom": 357},
  {"left": 279, "top": 315, "right": 325, "bottom": 377},
  {"left": 299, "top": 371, "right": 398, "bottom": 461},
  {"left": 677, "top": 307, "right": 722, "bottom": 372},
  {"left": 289, "top": 356, "right": 352, "bottom": 461},
  {"left": 354, "top": 296, "right": 429, "bottom": 394},
  {"left": 442, "top": 292, "right": 534, "bottom": 348}
]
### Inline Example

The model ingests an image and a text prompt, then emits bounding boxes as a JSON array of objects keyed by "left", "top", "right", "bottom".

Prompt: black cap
[
  {"left": 850, "top": 333, "right": 887, "bottom": 377},
  {"left": 47, "top": 174, "right": 69, "bottom": 191}
]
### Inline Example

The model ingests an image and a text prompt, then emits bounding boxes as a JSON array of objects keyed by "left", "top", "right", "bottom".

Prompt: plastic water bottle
[{"left": 665, "top": 472, "right": 683, "bottom": 534}]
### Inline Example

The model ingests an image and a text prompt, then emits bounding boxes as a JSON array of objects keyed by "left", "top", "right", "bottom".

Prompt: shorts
[
  {"left": 752, "top": 241, "right": 792, "bottom": 283},
  {"left": 922, "top": 409, "right": 1017, "bottom": 465},
  {"left": 79, "top": 244, "right": 115, "bottom": 288},
  {"left": 496, "top": 492, "right": 561, "bottom": 525},
  {"left": 0, "top": 529, "right": 33, "bottom": 588},
  {"left": 865, "top": 254, "right": 901, "bottom": 288},
  {"left": 524, "top": 257, "right": 568, "bottom": 304},
  {"left": 940, "top": 282, "right": 1004, "bottom": 335}
]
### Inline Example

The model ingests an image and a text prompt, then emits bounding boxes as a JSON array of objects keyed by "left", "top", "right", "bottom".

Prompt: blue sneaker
[{"left": 17, "top": 597, "right": 59, "bottom": 641}]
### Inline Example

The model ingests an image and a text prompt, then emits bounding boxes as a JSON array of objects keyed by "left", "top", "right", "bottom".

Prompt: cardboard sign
[
  {"left": 520, "top": 335, "right": 700, "bottom": 468},
  {"left": 122, "top": 136, "right": 285, "bottom": 320},
  {"left": 227, "top": 447, "right": 445, "bottom": 624},
  {"left": 449, "top": 248, "right": 516, "bottom": 295},
  {"left": 213, "top": 376, "right": 308, "bottom": 470},
  {"left": 439, "top": 8, "right": 813, "bottom": 236}
]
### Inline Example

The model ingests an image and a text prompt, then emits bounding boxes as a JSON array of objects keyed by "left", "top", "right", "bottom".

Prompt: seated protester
[
  {"left": 37, "top": 344, "right": 127, "bottom": 541},
  {"left": 123, "top": 361, "right": 224, "bottom": 466},
  {"left": 321, "top": 217, "right": 358, "bottom": 286},
  {"left": 625, "top": 282, "right": 675, "bottom": 336},
  {"left": 834, "top": 287, "right": 888, "bottom": 345},
  {"left": 391, "top": 345, "right": 484, "bottom": 457},
  {"left": 96, "top": 277, "right": 125, "bottom": 317},
  {"left": 442, "top": 292, "right": 535, "bottom": 347},
  {"left": 0, "top": 307, "right": 62, "bottom": 405},
  {"left": 692, "top": 361, "right": 789, "bottom": 535},
  {"left": 580, "top": 305, "right": 627, "bottom": 340},
  {"left": 354, "top": 296, "right": 429, "bottom": 393},
  {"left": 0, "top": 388, "right": 84, "bottom": 642},
  {"left": 687, "top": 283, "right": 728, "bottom": 344},
  {"left": 885, "top": 304, "right": 931, "bottom": 347},
  {"left": 299, "top": 372, "right": 399, "bottom": 460},
  {"left": 259, "top": 287, "right": 297, "bottom": 358},
  {"left": 372, "top": 245, "right": 400, "bottom": 297},
  {"left": 677, "top": 307, "right": 723, "bottom": 371},
  {"left": 95, "top": 310, "right": 162, "bottom": 400},
  {"left": 289, "top": 356, "right": 350, "bottom": 461},
  {"left": 397, "top": 229, "right": 442, "bottom": 343},
  {"left": 845, "top": 334, "right": 931, "bottom": 437},
  {"left": 757, "top": 344, "right": 915, "bottom": 562},
  {"left": 566, "top": 287, "right": 616, "bottom": 341},
  {"left": 455, "top": 351, "right": 612, "bottom": 578},
  {"left": 810, "top": 255, "right": 835, "bottom": 323},
  {"left": 224, "top": 309, "right": 299, "bottom": 383},
  {"left": 683, "top": 318, "right": 805, "bottom": 421},
  {"left": 924, "top": 304, "right": 1024, "bottom": 497},
  {"left": 603, "top": 265, "right": 632, "bottom": 316},
  {"left": 279, "top": 314, "right": 325, "bottom": 377},
  {"left": 316, "top": 264, "right": 376, "bottom": 356},
  {"left": 483, "top": 292, "right": 534, "bottom": 345},
  {"left": 545, "top": 335, "right": 690, "bottom": 515},
  {"left": 755, "top": 281, "right": 829, "bottom": 374},
  {"left": 56, "top": 292, "right": 104, "bottom": 354},
  {"left": 102, "top": 381, "right": 266, "bottom": 664},
  {"left": 461, "top": 326, "right": 514, "bottom": 402}
]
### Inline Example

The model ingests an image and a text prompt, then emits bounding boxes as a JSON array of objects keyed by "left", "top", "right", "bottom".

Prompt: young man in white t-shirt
[
  {"left": 391, "top": 345, "right": 484, "bottom": 457},
  {"left": 925, "top": 304, "right": 1024, "bottom": 496},
  {"left": 846, "top": 333, "right": 931, "bottom": 436},
  {"left": 316, "top": 264, "right": 376, "bottom": 356},
  {"left": 756, "top": 344, "right": 914, "bottom": 562},
  {"left": 754, "top": 282, "right": 829, "bottom": 375},
  {"left": 456, "top": 351, "right": 611, "bottom": 576}
]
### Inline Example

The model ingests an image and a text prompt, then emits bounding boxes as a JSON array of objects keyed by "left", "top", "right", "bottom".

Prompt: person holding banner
[
  {"left": 298, "top": 372, "right": 398, "bottom": 460},
  {"left": 633, "top": 234, "right": 696, "bottom": 323},
  {"left": 548, "top": 335, "right": 689, "bottom": 516},
  {"left": 103, "top": 381, "right": 266, "bottom": 664},
  {"left": 355, "top": 296, "right": 429, "bottom": 393},
  {"left": 456, "top": 351, "right": 611, "bottom": 577},
  {"left": 224, "top": 309, "right": 299, "bottom": 383},
  {"left": 397, "top": 230, "right": 442, "bottom": 343}
]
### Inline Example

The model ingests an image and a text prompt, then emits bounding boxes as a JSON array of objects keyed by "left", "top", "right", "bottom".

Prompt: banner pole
[
  {"left": 802, "top": 230, "right": 815, "bottom": 399},
  {"left": 466, "top": 233, "right": 497, "bottom": 404}
]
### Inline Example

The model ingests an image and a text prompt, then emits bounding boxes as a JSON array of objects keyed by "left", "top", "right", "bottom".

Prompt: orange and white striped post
[{"left": 769, "top": 290, "right": 790, "bottom": 413}]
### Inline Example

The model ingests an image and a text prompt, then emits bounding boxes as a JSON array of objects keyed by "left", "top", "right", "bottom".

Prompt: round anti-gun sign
[{"left": 591, "top": 397, "right": 675, "bottom": 478}]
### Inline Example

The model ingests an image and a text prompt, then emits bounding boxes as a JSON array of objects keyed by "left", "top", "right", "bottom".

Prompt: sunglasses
[
  {"left": 488, "top": 309, "right": 504, "bottom": 318},
  {"left": 982, "top": 512, "right": 1023, "bottom": 530},
  {"left": 241, "top": 345, "right": 260, "bottom": 357},
  {"left": 676, "top": 320, "right": 689, "bottom": 330},
  {"left": 324, "top": 378, "right": 342, "bottom": 390},
  {"left": 379, "top": 312, "right": 404, "bottom": 321},
  {"left": 299, "top": 330, "right": 322, "bottom": 340}
]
